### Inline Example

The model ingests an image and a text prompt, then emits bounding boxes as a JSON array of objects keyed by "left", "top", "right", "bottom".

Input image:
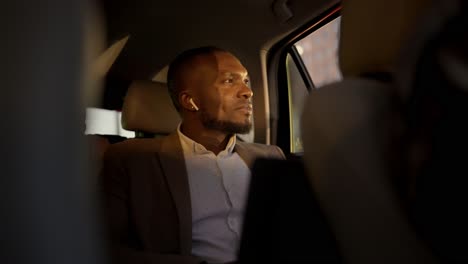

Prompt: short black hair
[{"left": 167, "top": 46, "right": 226, "bottom": 112}]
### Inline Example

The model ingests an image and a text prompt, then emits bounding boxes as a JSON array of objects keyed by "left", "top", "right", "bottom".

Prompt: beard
[{"left": 201, "top": 110, "right": 252, "bottom": 134}]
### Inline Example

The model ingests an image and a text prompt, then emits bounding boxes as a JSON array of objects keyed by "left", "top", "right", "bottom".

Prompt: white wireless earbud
[{"left": 189, "top": 98, "right": 199, "bottom": 111}]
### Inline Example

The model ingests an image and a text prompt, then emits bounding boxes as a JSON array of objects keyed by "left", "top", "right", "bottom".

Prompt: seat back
[
  {"left": 239, "top": 158, "right": 342, "bottom": 263},
  {"left": 121, "top": 80, "right": 180, "bottom": 137},
  {"left": 396, "top": 3, "right": 468, "bottom": 261},
  {"left": 300, "top": 0, "right": 438, "bottom": 263},
  {"left": 339, "top": 0, "right": 430, "bottom": 77}
]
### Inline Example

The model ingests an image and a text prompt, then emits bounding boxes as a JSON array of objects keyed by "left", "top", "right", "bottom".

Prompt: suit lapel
[{"left": 158, "top": 132, "right": 192, "bottom": 255}]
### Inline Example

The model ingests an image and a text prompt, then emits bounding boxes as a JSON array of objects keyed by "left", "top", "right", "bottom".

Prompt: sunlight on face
[{"left": 198, "top": 52, "right": 253, "bottom": 134}]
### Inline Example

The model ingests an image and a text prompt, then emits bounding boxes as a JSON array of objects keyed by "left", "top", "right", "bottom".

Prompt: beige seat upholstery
[
  {"left": 121, "top": 80, "right": 180, "bottom": 137},
  {"left": 301, "top": 78, "right": 437, "bottom": 264},
  {"left": 339, "top": 0, "right": 430, "bottom": 78}
]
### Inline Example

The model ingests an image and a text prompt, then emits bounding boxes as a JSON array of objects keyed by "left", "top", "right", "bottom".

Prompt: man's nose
[{"left": 239, "top": 84, "right": 253, "bottom": 99}]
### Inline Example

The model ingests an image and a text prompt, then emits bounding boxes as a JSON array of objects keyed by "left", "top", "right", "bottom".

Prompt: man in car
[{"left": 100, "top": 46, "right": 285, "bottom": 264}]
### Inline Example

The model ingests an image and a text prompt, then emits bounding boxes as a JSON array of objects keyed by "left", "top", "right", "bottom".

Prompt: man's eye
[
  {"left": 244, "top": 79, "right": 250, "bottom": 85},
  {"left": 224, "top": 79, "right": 234, "bottom": 84}
]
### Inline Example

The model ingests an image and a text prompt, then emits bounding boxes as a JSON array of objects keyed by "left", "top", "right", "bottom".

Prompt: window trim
[{"left": 290, "top": 45, "right": 315, "bottom": 91}]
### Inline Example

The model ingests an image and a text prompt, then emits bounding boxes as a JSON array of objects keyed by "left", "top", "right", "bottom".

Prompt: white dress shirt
[{"left": 177, "top": 125, "right": 251, "bottom": 263}]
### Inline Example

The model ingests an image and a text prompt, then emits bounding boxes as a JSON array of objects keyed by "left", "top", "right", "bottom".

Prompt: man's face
[{"left": 194, "top": 51, "right": 253, "bottom": 134}]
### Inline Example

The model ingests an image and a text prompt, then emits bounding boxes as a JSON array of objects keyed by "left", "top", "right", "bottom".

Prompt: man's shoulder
[
  {"left": 237, "top": 141, "right": 276, "bottom": 150},
  {"left": 104, "top": 137, "right": 165, "bottom": 158},
  {"left": 236, "top": 141, "right": 285, "bottom": 159}
]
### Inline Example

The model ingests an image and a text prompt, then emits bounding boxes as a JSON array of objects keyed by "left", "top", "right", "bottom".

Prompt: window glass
[
  {"left": 285, "top": 16, "right": 341, "bottom": 154},
  {"left": 85, "top": 107, "right": 135, "bottom": 138},
  {"left": 286, "top": 53, "right": 308, "bottom": 153},
  {"left": 295, "top": 17, "right": 342, "bottom": 88}
]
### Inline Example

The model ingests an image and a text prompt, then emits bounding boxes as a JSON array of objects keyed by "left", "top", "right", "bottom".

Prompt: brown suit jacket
[{"left": 100, "top": 132, "right": 285, "bottom": 264}]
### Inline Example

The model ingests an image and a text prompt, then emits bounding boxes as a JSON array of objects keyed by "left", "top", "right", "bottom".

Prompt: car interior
[{"left": 3, "top": 0, "right": 468, "bottom": 263}]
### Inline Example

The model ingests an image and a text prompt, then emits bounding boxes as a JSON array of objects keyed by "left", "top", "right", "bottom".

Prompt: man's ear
[{"left": 180, "top": 91, "right": 198, "bottom": 112}]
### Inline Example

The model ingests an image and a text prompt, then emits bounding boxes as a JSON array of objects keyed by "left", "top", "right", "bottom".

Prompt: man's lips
[{"left": 236, "top": 104, "right": 253, "bottom": 114}]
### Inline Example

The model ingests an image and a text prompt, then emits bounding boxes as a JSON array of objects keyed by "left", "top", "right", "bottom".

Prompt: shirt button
[{"left": 228, "top": 218, "right": 235, "bottom": 228}]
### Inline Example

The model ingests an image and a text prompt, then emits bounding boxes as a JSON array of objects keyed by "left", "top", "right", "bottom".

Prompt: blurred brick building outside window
[{"left": 295, "top": 17, "right": 342, "bottom": 88}]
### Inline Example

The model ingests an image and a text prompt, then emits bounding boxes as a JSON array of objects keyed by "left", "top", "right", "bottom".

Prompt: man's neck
[{"left": 180, "top": 123, "right": 232, "bottom": 155}]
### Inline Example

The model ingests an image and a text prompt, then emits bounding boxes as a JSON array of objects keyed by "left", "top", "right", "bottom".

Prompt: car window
[
  {"left": 286, "top": 53, "right": 309, "bottom": 153},
  {"left": 294, "top": 17, "right": 342, "bottom": 88},
  {"left": 283, "top": 16, "right": 342, "bottom": 154},
  {"left": 85, "top": 107, "right": 135, "bottom": 138}
]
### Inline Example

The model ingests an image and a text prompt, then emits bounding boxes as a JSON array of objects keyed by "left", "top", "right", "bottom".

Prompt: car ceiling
[{"left": 101, "top": 0, "right": 338, "bottom": 81}]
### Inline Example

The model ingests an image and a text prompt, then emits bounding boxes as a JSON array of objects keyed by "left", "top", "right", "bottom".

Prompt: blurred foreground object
[
  {"left": 300, "top": 0, "right": 457, "bottom": 263},
  {"left": 1, "top": 1, "right": 105, "bottom": 264}
]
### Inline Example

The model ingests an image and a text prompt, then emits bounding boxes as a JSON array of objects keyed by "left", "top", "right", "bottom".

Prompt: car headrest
[
  {"left": 121, "top": 80, "right": 180, "bottom": 135},
  {"left": 339, "top": 0, "right": 430, "bottom": 77}
]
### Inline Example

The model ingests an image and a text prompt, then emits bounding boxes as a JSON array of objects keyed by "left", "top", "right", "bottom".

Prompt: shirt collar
[{"left": 177, "top": 123, "right": 236, "bottom": 156}]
